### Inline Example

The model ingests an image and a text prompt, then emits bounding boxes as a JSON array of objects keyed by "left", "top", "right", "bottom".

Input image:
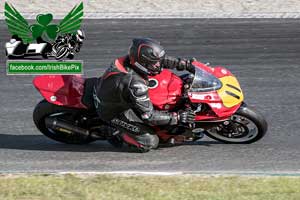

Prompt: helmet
[
  {"left": 129, "top": 38, "right": 166, "bottom": 76},
  {"left": 76, "top": 29, "right": 85, "bottom": 42}
]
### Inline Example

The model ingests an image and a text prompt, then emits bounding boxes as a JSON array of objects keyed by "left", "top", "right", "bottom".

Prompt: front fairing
[{"left": 188, "top": 62, "right": 244, "bottom": 118}]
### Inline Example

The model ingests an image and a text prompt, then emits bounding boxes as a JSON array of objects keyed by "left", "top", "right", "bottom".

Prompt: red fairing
[
  {"left": 33, "top": 75, "right": 87, "bottom": 109},
  {"left": 190, "top": 91, "right": 240, "bottom": 120},
  {"left": 188, "top": 61, "right": 240, "bottom": 119},
  {"left": 192, "top": 61, "right": 214, "bottom": 74},
  {"left": 192, "top": 61, "right": 233, "bottom": 78},
  {"left": 211, "top": 66, "right": 233, "bottom": 78},
  {"left": 148, "top": 69, "right": 183, "bottom": 110}
]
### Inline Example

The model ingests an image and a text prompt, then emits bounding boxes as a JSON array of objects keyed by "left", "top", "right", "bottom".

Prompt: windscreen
[{"left": 190, "top": 66, "right": 222, "bottom": 92}]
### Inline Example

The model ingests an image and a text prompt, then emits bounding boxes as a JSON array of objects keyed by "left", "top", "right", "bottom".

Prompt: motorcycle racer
[
  {"left": 33, "top": 38, "right": 268, "bottom": 151},
  {"left": 94, "top": 38, "right": 196, "bottom": 152}
]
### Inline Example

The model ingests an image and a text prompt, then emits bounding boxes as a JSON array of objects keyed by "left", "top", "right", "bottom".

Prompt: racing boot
[{"left": 121, "top": 132, "right": 159, "bottom": 153}]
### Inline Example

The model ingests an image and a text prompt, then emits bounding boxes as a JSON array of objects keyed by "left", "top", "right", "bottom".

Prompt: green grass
[{"left": 0, "top": 174, "right": 300, "bottom": 200}]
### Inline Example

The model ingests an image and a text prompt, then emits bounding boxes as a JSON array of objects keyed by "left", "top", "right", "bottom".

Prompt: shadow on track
[
  {"left": 0, "top": 134, "right": 125, "bottom": 153},
  {"left": 0, "top": 134, "right": 222, "bottom": 153}
]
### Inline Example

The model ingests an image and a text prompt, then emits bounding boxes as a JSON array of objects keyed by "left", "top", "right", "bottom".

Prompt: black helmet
[{"left": 129, "top": 38, "right": 166, "bottom": 76}]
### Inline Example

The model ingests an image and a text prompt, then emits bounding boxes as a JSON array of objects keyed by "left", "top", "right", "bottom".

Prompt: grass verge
[{"left": 0, "top": 174, "right": 300, "bottom": 200}]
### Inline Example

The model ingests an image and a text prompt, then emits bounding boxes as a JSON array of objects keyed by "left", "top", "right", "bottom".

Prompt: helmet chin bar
[
  {"left": 134, "top": 62, "right": 150, "bottom": 75},
  {"left": 134, "top": 62, "right": 161, "bottom": 76}
]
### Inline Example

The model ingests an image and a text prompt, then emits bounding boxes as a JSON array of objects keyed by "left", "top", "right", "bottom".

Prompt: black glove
[
  {"left": 177, "top": 58, "right": 196, "bottom": 73},
  {"left": 161, "top": 56, "right": 196, "bottom": 73},
  {"left": 178, "top": 110, "right": 195, "bottom": 124}
]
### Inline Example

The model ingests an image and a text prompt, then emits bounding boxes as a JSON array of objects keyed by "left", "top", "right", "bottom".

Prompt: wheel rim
[{"left": 206, "top": 114, "right": 259, "bottom": 143}]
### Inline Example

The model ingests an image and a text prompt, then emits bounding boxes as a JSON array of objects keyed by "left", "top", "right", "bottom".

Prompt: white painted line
[
  {"left": 2, "top": 171, "right": 300, "bottom": 177},
  {"left": 59, "top": 171, "right": 184, "bottom": 176},
  {"left": 62, "top": 171, "right": 300, "bottom": 176}
]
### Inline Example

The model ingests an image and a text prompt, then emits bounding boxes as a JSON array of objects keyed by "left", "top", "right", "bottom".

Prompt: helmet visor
[{"left": 146, "top": 60, "right": 162, "bottom": 75}]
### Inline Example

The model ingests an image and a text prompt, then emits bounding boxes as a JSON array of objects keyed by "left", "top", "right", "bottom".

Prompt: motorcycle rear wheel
[
  {"left": 33, "top": 100, "right": 96, "bottom": 144},
  {"left": 204, "top": 103, "right": 268, "bottom": 144}
]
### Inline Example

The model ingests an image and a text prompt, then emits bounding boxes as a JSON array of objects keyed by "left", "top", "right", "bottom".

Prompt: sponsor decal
[
  {"left": 111, "top": 119, "right": 140, "bottom": 133},
  {"left": 50, "top": 95, "right": 57, "bottom": 102}
]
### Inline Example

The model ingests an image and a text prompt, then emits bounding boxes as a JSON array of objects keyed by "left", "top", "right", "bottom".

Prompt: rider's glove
[
  {"left": 178, "top": 110, "right": 196, "bottom": 124},
  {"left": 161, "top": 56, "right": 196, "bottom": 73},
  {"left": 177, "top": 58, "right": 196, "bottom": 73}
]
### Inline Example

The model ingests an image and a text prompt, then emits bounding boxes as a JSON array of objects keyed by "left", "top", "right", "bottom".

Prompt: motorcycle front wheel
[{"left": 204, "top": 103, "right": 268, "bottom": 144}]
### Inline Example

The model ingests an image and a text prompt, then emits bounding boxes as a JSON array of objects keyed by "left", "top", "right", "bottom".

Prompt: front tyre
[
  {"left": 204, "top": 103, "right": 268, "bottom": 144},
  {"left": 33, "top": 100, "right": 96, "bottom": 144}
]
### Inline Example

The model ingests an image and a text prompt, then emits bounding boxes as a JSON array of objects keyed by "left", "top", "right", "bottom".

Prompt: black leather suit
[{"left": 94, "top": 55, "right": 193, "bottom": 136}]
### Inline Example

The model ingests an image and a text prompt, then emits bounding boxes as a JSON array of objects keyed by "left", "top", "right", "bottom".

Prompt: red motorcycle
[{"left": 32, "top": 61, "right": 267, "bottom": 146}]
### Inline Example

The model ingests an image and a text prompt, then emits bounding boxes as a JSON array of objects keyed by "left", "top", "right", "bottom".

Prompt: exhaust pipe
[{"left": 45, "top": 117, "right": 90, "bottom": 138}]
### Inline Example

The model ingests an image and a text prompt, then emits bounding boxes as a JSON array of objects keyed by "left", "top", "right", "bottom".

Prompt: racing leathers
[{"left": 94, "top": 55, "right": 195, "bottom": 150}]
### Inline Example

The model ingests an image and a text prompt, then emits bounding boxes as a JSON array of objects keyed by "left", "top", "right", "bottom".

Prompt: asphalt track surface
[{"left": 0, "top": 19, "right": 300, "bottom": 173}]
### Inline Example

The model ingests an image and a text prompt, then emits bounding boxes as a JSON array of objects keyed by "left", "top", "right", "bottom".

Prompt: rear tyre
[
  {"left": 204, "top": 103, "right": 268, "bottom": 144},
  {"left": 33, "top": 100, "right": 96, "bottom": 144}
]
